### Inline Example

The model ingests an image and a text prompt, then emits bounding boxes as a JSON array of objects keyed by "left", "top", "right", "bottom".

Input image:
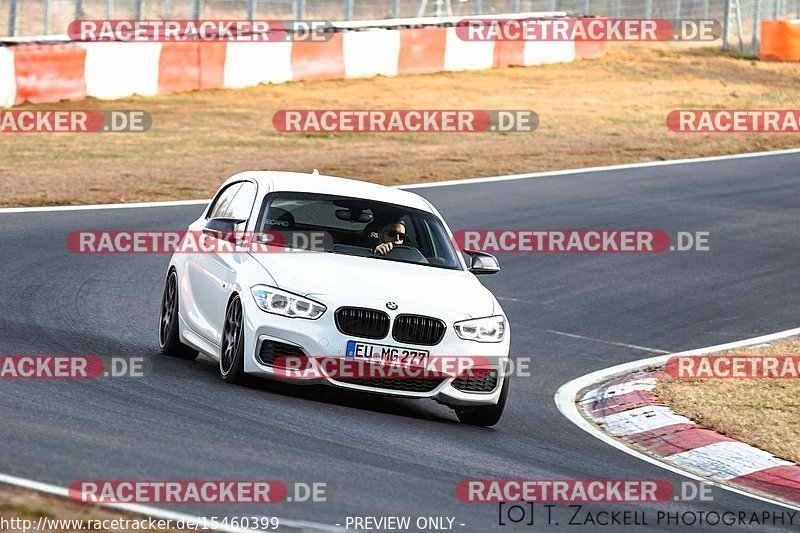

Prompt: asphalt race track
[{"left": 1, "top": 152, "right": 799, "bottom": 531}]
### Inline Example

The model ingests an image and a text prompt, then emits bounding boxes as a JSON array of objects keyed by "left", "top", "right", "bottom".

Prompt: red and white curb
[{"left": 555, "top": 327, "right": 800, "bottom": 511}]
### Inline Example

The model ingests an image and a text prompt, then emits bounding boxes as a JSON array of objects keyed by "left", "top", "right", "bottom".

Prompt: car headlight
[
  {"left": 251, "top": 285, "right": 326, "bottom": 320},
  {"left": 453, "top": 315, "right": 506, "bottom": 343}
]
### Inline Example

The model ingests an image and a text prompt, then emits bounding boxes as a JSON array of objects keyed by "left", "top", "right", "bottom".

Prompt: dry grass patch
[
  {"left": 1, "top": 43, "right": 800, "bottom": 207},
  {"left": 655, "top": 337, "right": 800, "bottom": 464},
  {"left": 0, "top": 484, "right": 187, "bottom": 532}
]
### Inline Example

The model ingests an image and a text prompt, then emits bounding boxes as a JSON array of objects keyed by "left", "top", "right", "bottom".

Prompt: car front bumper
[{"left": 240, "top": 294, "right": 511, "bottom": 407}]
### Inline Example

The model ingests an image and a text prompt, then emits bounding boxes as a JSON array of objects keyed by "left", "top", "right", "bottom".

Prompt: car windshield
[{"left": 256, "top": 192, "right": 462, "bottom": 270}]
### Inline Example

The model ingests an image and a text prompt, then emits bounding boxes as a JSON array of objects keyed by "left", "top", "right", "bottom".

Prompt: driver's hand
[{"left": 374, "top": 242, "right": 393, "bottom": 256}]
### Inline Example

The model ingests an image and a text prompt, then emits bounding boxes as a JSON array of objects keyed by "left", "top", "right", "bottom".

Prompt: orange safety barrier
[
  {"left": 13, "top": 44, "right": 87, "bottom": 105},
  {"left": 198, "top": 42, "right": 227, "bottom": 89},
  {"left": 760, "top": 20, "right": 800, "bottom": 61},
  {"left": 398, "top": 26, "right": 447, "bottom": 75},
  {"left": 158, "top": 42, "right": 201, "bottom": 95},
  {"left": 291, "top": 32, "right": 345, "bottom": 81},
  {"left": 575, "top": 41, "right": 606, "bottom": 60},
  {"left": 493, "top": 40, "right": 525, "bottom": 68}
]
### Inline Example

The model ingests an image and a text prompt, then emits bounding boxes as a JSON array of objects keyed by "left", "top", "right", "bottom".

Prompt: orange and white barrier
[
  {"left": 0, "top": 47, "right": 15, "bottom": 107},
  {"left": 1, "top": 19, "right": 605, "bottom": 107},
  {"left": 13, "top": 44, "right": 86, "bottom": 105},
  {"left": 84, "top": 42, "right": 161, "bottom": 99},
  {"left": 760, "top": 19, "right": 800, "bottom": 61},
  {"left": 343, "top": 29, "right": 401, "bottom": 78}
]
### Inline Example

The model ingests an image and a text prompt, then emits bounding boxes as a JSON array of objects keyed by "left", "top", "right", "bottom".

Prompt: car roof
[{"left": 228, "top": 171, "right": 434, "bottom": 213}]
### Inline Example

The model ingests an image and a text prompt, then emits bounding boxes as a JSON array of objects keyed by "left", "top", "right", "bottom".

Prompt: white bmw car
[{"left": 158, "top": 171, "right": 511, "bottom": 426}]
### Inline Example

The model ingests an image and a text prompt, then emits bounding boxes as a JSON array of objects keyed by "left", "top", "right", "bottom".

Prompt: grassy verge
[
  {"left": 0, "top": 484, "right": 189, "bottom": 532},
  {"left": 655, "top": 337, "right": 800, "bottom": 464},
  {"left": 1, "top": 43, "right": 799, "bottom": 207}
]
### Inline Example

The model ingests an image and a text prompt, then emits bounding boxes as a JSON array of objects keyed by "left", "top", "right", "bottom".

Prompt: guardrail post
[
  {"left": 248, "top": 0, "right": 258, "bottom": 20},
  {"left": 135, "top": 0, "right": 145, "bottom": 19}
]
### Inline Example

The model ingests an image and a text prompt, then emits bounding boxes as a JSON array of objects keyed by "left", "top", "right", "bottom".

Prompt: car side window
[
  {"left": 228, "top": 182, "right": 256, "bottom": 221},
  {"left": 207, "top": 183, "right": 242, "bottom": 219}
]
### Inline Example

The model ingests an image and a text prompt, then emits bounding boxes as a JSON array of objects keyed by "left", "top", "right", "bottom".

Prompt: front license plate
[{"left": 346, "top": 341, "right": 429, "bottom": 367}]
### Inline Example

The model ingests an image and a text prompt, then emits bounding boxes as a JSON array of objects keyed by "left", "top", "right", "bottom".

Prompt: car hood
[{"left": 250, "top": 251, "right": 496, "bottom": 318}]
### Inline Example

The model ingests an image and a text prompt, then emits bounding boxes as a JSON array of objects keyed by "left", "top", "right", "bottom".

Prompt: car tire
[
  {"left": 455, "top": 376, "right": 509, "bottom": 427},
  {"left": 220, "top": 295, "right": 247, "bottom": 384},
  {"left": 159, "top": 270, "right": 198, "bottom": 360}
]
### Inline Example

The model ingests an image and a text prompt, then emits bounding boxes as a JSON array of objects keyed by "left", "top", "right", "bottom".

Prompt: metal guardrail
[
  {"left": 0, "top": 11, "right": 570, "bottom": 45},
  {"left": 4, "top": 0, "right": 799, "bottom": 51}
]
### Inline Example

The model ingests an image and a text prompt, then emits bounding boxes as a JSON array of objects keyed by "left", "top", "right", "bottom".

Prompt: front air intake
[
  {"left": 335, "top": 307, "right": 390, "bottom": 339},
  {"left": 392, "top": 314, "right": 446, "bottom": 346}
]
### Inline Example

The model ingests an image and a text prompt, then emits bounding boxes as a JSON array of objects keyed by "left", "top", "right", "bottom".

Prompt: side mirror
[
  {"left": 465, "top": 250, "right": 501, "bottom": 275},
  {"left": 203, "top": 218, "right": 245, "bottom": 242}
]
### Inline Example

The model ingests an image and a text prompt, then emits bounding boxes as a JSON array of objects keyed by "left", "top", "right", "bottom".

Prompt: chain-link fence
[{"left": 2, "top": 0, "right": 798, "bottom": 52}]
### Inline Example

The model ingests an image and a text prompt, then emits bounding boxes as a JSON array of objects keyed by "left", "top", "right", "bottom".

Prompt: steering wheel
[{"left": 383, "top": 244, "right": 426, "bottom": 262}]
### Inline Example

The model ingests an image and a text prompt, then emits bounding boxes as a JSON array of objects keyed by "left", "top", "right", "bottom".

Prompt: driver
[{"left": 373, "top": 218, "right": 407, "bottom": 256}]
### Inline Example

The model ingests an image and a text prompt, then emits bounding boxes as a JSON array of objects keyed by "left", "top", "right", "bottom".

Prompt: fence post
[
  {"left": 392, "top": 0, "right": 400, "bottom": 18},
  {"left": 107, "top": 0, "right": 114, "bottom": 19},
  {"left": 773, "top": 0, "right": 780, "bottom": 18},
  {"left": 549, "top": 0, "right": 556, "bottom": 11},
  {"left": 8, "top": 0, "right": 18, "bottom": 37},
  {"left": 135, "top": 0, "right": 145, "bottom": 19},
  {"left": 345, "top": 0, "right": 353, "bottom": 21},
  {"left": 75, "top": 0, "right": 84, "bottom": 19},
  {"left": 248, "top": 0, "right": 258, "bottom": 20},
  {"left": 192, "top": 0, "right": 203, "bottom": 19},
  {"left": 703, "top": 0, "right": 709, "bottom": 18},
  {"left": 645, "top": 0, "right": 652, "bottom": 19},
  {"left": 476, "top": 0, "right": 483, "bottom": 15},
  {"left": 583, "top": 0, "right": 590, "bottom": 16},
  {"left": 723, "top": 0, "right": 731, "bottom": 49},
  {"left": 44, "top": 0, "right": 51, "bottom": 34},
  {"left": 513, "top": 0, "right": 521, "bottom": 12},
  {"left": 753, "top": 0, "right": 762, "bottom": 49},
  {"left": 674, "top": 0, "right": 681, "bottom": 18}
]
